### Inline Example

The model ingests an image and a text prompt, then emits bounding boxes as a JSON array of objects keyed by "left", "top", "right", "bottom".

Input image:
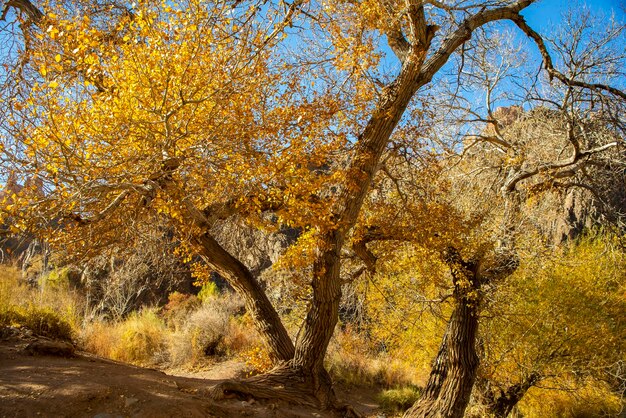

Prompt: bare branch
[
  {"left": 512, "top": 16, "right": 626, "bottom": 101},
  {"left": 65, "top": 190, "right": 131, "bottom": 225}
]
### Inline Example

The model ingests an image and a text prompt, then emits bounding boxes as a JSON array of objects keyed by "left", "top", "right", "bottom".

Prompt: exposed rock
[{"left": 24, "top": 339, "right": 75, "bottom": 357}]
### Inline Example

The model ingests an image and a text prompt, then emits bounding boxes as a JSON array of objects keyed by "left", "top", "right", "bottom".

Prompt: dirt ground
[{"left": 0, "top": 333, "right": 382, "bottom": 418}]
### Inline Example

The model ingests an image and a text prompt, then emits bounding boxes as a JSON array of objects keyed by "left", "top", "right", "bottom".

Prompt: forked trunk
[
  {"left": 404, "top": 265, "right": 480, "bottom": 418},
  {"left": 484, "top": 373, "right": 540, "bottom": 418}
]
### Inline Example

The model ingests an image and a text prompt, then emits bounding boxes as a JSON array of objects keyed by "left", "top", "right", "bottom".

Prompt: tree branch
[
  {"left": 512, "top": 16, "right": 626, "bottom": 101},
  {"left": 1, "top": 0, "right": 43, "bottom": 23}
]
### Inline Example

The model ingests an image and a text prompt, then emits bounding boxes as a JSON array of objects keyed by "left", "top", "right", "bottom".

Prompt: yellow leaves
[
  {"left": 46, "top": 24, "right": 60, "bottom": 39},
  {"left": 45, "top": 162, "right": 59, "bottom": 173},
  {"left": 5, "top": 0, "right": 359, "bottom": 285},
  {"left": 83, "top": 53, "right": 98, "bottom": 66}
]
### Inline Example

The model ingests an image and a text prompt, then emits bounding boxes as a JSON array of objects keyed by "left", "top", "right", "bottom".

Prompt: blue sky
[{"left": 524, "top": 0, "right": 625, "bottom": 27}]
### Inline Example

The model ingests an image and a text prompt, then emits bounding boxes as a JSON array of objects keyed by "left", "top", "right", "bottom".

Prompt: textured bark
[
  {"left": 484, "top": 373, "right": 540, "bottom": 418},
  {"left": 404, "top": 295, "right": 479, "bottom": 417},
  {"left": 1, "top": 0, "right": 43, "bottom": 22},
  {"left": 404, "top": 252, "right": 481, "bottom": 418},
  {"left": 195, "top": 233, "right": 295, "bottom": 363}
]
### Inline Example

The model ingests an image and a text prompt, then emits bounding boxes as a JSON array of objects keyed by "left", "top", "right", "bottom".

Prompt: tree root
[{"left": 208, "top": 364, "right": 362, "bottom": 417}]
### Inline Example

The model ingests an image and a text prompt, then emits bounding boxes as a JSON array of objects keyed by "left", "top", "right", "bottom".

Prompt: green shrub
[
  {"left": 0, "top": 305, "right": 74, "bottom": 341},
  {"left": 376, "top": 386, "right": 422, "bottom": 414},
  {"left": 41, "top": 267, "right": 71, "bottom": 289},
  {"left": 197, "top": 281, "right": 220, "bottom": 302}
]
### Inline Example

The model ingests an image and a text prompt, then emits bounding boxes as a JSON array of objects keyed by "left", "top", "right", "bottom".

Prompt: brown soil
[{"left": 0, "top": 332, "right": 382, "bottom": 418}]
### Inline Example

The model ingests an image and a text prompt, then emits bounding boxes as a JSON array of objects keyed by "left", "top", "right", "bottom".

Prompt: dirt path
[{"left": 0, "top": 336, "right": 382, "bottom": 418}]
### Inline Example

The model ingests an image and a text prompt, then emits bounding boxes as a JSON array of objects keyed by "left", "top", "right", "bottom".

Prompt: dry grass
[
  {"left": 167, "top": 292, "right": 250, "bottom": 366},
  {"left": 0, "top": 265, "right": 80, "bottom": 340},
  {"left": 80, "top": 290, "right": 259, "bottom": 368},
  {"left": 326, "top": 326, "right": 417, "bottom": 388},
  {"left": 81, "top": 309, "right": 167, "bottom": 366},
  {"left": 376, "top": 386, "right": 422, "bottom": 415}
]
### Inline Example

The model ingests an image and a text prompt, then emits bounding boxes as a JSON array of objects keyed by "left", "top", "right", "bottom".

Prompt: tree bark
[
  {"left": 195, "top": 232, "right": 295, "bottom": 363},
  {"left": 404, "top": 252, "right": 480, "bottom": 418},
  {"left": 484, "top": 373, "right": 541, "bottom": 418},
  {"left": 287, "top": 47, "right": 435, "bottom": 406}
]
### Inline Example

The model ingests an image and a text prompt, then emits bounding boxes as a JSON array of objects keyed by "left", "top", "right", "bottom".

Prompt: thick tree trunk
[
  {"left": 286, "top": 52, "right": 434, "bottom": 406},
  {"left": 404, "top": 294, "right": 479, "bottom": 418},
  {"left": 289, "top": 231, "right": 344, "bottom": 407},
  {"left": 404, "top": 251, "right": 481, "bottom": 418}
]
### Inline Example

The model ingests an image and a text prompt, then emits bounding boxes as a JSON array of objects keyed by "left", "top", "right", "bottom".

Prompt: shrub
[
  {"left": 79, "top": 320, "right": 120, "bottom": 358},
  {"left": 518, "top": 379, "right": 622, "bottom": 418},
  {"left": 0, "top": 266, "right": 83, "bottom": 334},
  {"left": 41, "top": 267, "right": 71, "bottom": 289},
  {"left": 223, "top": 314, "right": 261, "bottom": 355},
  {"left": 167, "top": 293, "right": 244, "bottom": 366},
  {"left": 0, "top": 305, "right": 74, "bottom": 341},
  {"left": 377, "top": 386, "right": 423, "bottom": 415},
  {"left": 326, "top": 326, "right": 416, "bottom": 388},
  {"left": 161, "top": 291, "right": 201, "bottom": 330},
  {"left": 110, "top": 309, "right": 167, "bottom": 365}
]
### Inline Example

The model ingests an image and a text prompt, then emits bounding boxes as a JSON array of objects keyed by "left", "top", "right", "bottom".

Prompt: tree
[
  {"left": 478, "top": 234, "right": 626, "bottom": 417},
  {"left": 1, "top": 0, "right": 622, "bottom": 413},
  {"left": 348, "top": 9, "right": 625, "bottom": 416}
]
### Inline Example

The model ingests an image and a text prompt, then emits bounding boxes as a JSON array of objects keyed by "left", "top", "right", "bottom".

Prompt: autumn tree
[
  {"left": 1, "top": 0, "right": 623, "bottom": 413},
  {"left": 348, "top": 9, "right": 625, "bottom": 417},
  {"left": 476, "top": 233, "right": 626, "bottom": 417}
]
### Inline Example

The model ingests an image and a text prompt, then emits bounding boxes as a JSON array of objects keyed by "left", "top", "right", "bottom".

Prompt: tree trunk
[
  {"left": 195, "top": 233, "right": 295, "bottom": 362},
  {"left": 289, "top": 230, "right": 344, "bottom": 407},
  {"left": 484, "top": 373, "right": 540, "bottom": 418},
  {"left": 404, "top": 255, "right": 480, "bottom": 418}
]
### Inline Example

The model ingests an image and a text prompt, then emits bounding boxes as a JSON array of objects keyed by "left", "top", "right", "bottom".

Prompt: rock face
[{"left": 460, "top": 106, "right": 625, "bottom": 243}]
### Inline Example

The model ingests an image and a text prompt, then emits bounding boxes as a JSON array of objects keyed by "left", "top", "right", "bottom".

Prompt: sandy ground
[{"left": 0, "top": 332, "right": 382, "bottom": 418}]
